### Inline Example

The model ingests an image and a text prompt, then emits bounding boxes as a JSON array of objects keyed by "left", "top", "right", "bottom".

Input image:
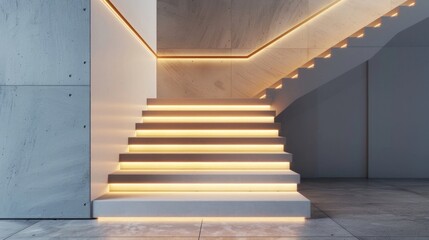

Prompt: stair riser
[
  {"left": 135, "top": 122, "right": 281, "bottom": 130},
  {"left": 93, "top": 201, "right": 310, "bottom": 218},
  {"left": 108, "top": 174, "right": 300, "bottom": 184},
  {"left": 142, "top": 116, "right": 274, "bottom": 123},
  {"left": 119, "top": 153, "right": 292, "bottom": 162},
  {"left": 128, "top": 144, "right": 284, "bottom": 153},
  {"left": 128, "top": 138, "right": 286, "bottom": 145},
  {"left": 119, "top": 162, "right": 290, "bottom": 170},
  {"left": 108, "top": 183, "right": 297, "bottom": 192},
  {"left": 135, "top": 129, "right": 279, "bottom": 137}
]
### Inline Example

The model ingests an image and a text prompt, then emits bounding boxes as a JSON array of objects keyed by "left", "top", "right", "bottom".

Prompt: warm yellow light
[
  {"left": 408, "top": 2, "right": 415, "bottom": 7},
  {"left": 98, "top": 217, "right": 306, "bottom": 223},
  {"left": 341, "top": 43, "right": 347, "bottom": 48},
  {"left": 147, "top": 105, "right": 272, "bottom": 111},
  {"left": 135, "top": 129, "right": 279, "bottom": 137},
  {"left": 259, "top": 94, "right": 267, "bottom": 99},
  {"left": 291, "top": 74, "right": 299, "bottom": 79},
  {"left": 128, "top": 144, "right": 285, "bottom": 153},
  {"left": 391, "top": 12, "right": 398, "bottom": 17},
  {"left": 308, "top": 63, "right": 315, "bottom": 69},
  {"left": 374, "top": 23, "right": 382, "bottom": 28},
  {"left": 324, "top": 53, "right": 332, "bottom": 58},
  {"left": 275, "top": 84, "right": 282, "bottom": 89},
  {"left": 109, "top": 183, "right": 297, "bottom": 192},
  {"left": 101, "top": 0, "right": 343, "bottom": 60},
  {"left": 120, "top": 162, "right": 290, "bottom": 170},
  {"left": 357, "top": 33, "right": 365, "bottom": 38},
  {"left": 141, "top": 116, "right": 274, "bottom": 123}
]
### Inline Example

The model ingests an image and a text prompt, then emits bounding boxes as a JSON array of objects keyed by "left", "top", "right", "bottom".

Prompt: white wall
[{"left": 91, "top": 0, "right": 157, "bottom": 200}]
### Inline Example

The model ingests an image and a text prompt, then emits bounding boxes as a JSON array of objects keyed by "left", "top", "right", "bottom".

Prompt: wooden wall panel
[{"left": 157, "top": 0, "right": 408, "bottom": 98}]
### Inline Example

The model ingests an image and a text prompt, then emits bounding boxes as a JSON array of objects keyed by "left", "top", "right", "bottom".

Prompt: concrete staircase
[
  {"left": 257, "top": 0, "right": 429, "bottom": 114},
  {"left": 93, "top": 99, "right": 310, "bottom": 218}
]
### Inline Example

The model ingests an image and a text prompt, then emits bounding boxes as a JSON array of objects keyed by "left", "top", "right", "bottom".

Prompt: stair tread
[
  {"left": 128, "top": 137, "right": 286, "bottom": 144},
  {"left": 142, "top": 110, "right": 275, "bottom": 117},
  {"left": 119, "top": 152, "right": 292, "bottom": 162},
  {"left": 136, "top": 122, "right": 281, "bottom": 130}
]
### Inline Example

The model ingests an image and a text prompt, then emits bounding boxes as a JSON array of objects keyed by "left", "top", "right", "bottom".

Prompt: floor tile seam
[
  {"left": 311, "top": 203, "right": 358, "bottom": 239},
  {"left": 198, "top": 219, "right": 203, "bottom": 240},
  {"left": 3, "top": 221, "right": 40, "bottom": 240}
]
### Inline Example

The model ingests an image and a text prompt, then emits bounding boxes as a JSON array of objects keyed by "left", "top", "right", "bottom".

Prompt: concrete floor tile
[
  {"left": 315, "top": 202, "right": 429, "bottom": 237},
  {"left": 9, "top": 220, "right": 201, "bottom": 238},
  {"left": 200, "top": 218, "right": 353, "bottom": 237},
  {"left": 201, "top": 237, "right": 359, "bottom": 240},
  {"left": 300, "top": 181, "right": 428, "bottom": 204},
  {"left": 9, "top": 238, "right": 197, "bottom": 240},
  {"left": 358, "top": 237, "right": 429, "bottom": 240},
  {"left": 0, "top": 220, "right": 38, "bottom": 239}
]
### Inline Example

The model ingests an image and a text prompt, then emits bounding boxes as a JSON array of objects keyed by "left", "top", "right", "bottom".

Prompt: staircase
[
  {"left": 257, "top": 0, "right": 429, "bottom": 114},
  {"left": 93, "top": 99, "right": 310, "bottom": 218}
]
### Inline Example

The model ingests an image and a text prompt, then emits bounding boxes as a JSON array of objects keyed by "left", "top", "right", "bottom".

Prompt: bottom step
[{"left": 93, "top": 192, "right": 310, "bottom": 218}]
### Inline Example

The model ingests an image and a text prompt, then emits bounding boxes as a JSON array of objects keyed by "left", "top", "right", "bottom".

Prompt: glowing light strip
[
  {"left": 146, "top": 105, "right": 272, "bottom": 111},
  {"left": 142, "top": 116, "right": 274, "bottom": 123},
  {"left": 109, "top": 183, "right": 297, "bottom": 192},
  {"left": 128, "top": 144, "right": 284, "bottom": 153},
  {"left": 135, "top": 129, "right": 279, "bottom": 137},
  {"left": 98, "top": 217, "right": 306, "bottom": 222},
  {"left": 120, "top": 162, "right": 290, "bottom": 170},
  {"left": 101, "top": 0, "right": 342, "bottom": 59}
]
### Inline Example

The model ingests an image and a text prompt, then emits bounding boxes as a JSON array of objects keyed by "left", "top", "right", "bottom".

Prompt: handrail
[{"left": 101, "top": 0, "right": 342, "bottom": 60}]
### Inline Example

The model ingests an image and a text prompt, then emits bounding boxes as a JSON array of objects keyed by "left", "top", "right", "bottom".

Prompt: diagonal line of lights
[{"left": 101, "top": 0, "right": 343, "bottom": 60}]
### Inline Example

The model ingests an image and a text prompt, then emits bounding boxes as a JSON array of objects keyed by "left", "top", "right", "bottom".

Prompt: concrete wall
[
  {"left": 156, "top": 0, "right": 407, "bottom": 98},
  {"left": 91, "top": 0, "right": 157, "bottom": 200},
  {"left": 277, "top": 17, "right": 429, "bottom": 178},
  {"left": 0, "top": 0, "right": 90, "bottom": 218},
  {"left": 368, "top": 17, "right": 429, "bottom": 178}
]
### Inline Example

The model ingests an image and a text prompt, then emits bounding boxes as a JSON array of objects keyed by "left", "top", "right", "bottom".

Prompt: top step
[{"left": 147, "top": 99, "right": 272, "bottom": 106}]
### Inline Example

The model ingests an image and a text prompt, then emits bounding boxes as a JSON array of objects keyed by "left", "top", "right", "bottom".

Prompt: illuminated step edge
[
  {"left": 119, "top": 152, "right": 292, "bottom": 162},
  {"left": 146, "top": 105, "right": 272, "bottom": 111},
  {"left": 97, "top": 217, "right": 305, "bottom": 222},
  {"left": 109, "top": 183, "right": 297, "bottom": 192},
  {"left": 135, "top": 129, "right": 279, "bottom": 137},
  {"left": 141, "top": 110, "right": 276, "bottom": 117},
  {"left": 119, "top": 162, "right": 290, "bottom": 170},
  {"left": 128, "top": 144, "right": 284, "bottom": 153},
  {"left": 142, "top": 116, "right": 274, "bottom": 123},
  {"left": 93, "top": 192, "right": 310, "bottom": 217}
]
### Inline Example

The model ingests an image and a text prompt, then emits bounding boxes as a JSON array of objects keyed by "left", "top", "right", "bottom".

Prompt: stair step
[
  {"left": 128, "top": 137, "right": 286, "bottom": 145},
  {"left": 93, "top": 192, "right": 310, "bottom": 217},
  {"left": 147, "top": 98, "right": 271, "bottom": 106},
  {"left": 142, "top": 110, "right": 276, "bottom": 117},
  {"left": 108, "top": 170, "right": 299, "bottom": 184},
  {"left": 135, "top": 122, "right": 281, "bottom": 130},
  {"left": 119, "top": 152, "right": 292, "bottom": 162}
]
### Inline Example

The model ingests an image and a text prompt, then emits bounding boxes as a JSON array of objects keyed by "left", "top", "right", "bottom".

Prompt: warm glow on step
[
  {"left": 98, "top": 217, "right": 306, "bottom": 222},
  {"left": 357, "top": 33, "right": 365, "bottom": 38},
  {"left": 374, "top": 22, "right": 382, "bottom": 28},
  {"left": 128, "top": 144, "right": 284, "bottom": 153},
  {"left": 142, "top": 116, "right": 274, "bottom": 123},
  {"left": 109, "top": 183, "right": 297, "bottom": 192},
  {"left": 135, "top": 129, "right": 279, "bottom": 137},
  {"left": 147, "top": 105, "right": 272, "bottom": 111},
  {"left": 324, "top": 53, "right": 332, "bottom": 58},
  {"left": 120, "top": 162, "right": 290, "bottom": 170}
]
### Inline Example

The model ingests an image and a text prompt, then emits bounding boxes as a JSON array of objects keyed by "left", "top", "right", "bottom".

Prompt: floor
[{"left": 1, "top": 179, "right": 429, "bottom": 240}]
